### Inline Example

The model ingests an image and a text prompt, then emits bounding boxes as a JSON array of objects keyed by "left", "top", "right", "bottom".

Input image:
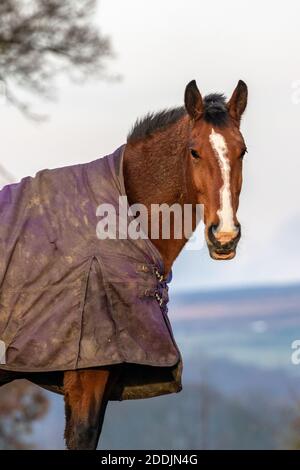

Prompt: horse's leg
[{"left": 63, "top": 368, "right": 116, "bottom": 450}]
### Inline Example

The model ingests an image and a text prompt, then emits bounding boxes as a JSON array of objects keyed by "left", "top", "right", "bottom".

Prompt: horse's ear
[
  {"left": 184, "top": 80, "right": 203, "bottom": 120},
  {"left": 227, "top": 80, "right": 248, "bottom": 124}
]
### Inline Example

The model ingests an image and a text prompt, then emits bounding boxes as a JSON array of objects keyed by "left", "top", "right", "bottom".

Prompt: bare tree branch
[
  {"left": 0, "top": 0, "right": 115, "bottom": 119},
  {"left": 0, "top": 381, "right": 48, "bottom": 449}
]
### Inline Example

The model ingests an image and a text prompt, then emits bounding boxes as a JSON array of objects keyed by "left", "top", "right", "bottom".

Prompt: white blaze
[{"left": 209, "top": 128, "right": 235, "bottom": 233}]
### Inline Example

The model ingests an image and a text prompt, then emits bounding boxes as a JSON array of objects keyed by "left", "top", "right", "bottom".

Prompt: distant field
[
  {"left": 33, "top": 283, "right": 300, "bottom": 449},
  {"left": 172, "top": 283, "right": 300, "bottom": 372}
]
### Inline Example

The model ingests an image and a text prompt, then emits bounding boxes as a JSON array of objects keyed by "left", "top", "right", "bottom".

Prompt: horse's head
[{"left": 185, "top": 79, "right": 248, "bottom": 260}]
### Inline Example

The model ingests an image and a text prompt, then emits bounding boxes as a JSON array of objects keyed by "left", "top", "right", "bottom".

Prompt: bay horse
[{"left": 0, "top": 79, "right": 247, "bottom": 449}]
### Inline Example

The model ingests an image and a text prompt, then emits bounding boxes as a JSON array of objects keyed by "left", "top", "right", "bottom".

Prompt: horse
[{"left": 0, "top": 79, "right": 248, "bottom": 449}]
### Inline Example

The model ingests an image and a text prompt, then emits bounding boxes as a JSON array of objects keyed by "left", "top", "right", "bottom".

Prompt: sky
[{"left": 0, "top": 0, "right": 299, "bottom": 291}]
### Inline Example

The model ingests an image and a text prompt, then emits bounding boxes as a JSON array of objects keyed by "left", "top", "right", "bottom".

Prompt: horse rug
[{"left": 0, "top": 145, "right": 182, "bottom": 400}]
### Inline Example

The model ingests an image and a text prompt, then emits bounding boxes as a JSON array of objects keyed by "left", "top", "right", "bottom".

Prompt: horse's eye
[{"left": 191, "top": 149, "right": 201, "bottom": 159}]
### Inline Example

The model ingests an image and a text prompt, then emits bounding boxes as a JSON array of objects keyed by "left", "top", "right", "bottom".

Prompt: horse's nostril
[
  {"left": 234, "top": 224, "right": 241, "bottom": 238},
  {"left": 211, "top": 224, "right": 219, "bottom": 237},
  {"left": 208, "top": 225, "right": 218, "bottom": 244}
]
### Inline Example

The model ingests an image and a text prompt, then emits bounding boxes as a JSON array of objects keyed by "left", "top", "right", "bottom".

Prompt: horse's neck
[{"left": 123, "top": 116, "right": 196, "bottom": 275}]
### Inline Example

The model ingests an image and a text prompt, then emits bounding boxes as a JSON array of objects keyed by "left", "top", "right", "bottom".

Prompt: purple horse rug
[{"left": 0, "top": 145, "right": 182, "bottom": 400}]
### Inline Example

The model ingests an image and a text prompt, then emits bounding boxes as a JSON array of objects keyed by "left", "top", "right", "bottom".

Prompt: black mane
[
  {"left": 202, "top": 93, "right": 228, "bottom": 126},
  {"left": 127, "top": 107, "right": 186, "bottom": 143},
  {"left": 127, "top": 93, "right": 228, "bottom": 143}
]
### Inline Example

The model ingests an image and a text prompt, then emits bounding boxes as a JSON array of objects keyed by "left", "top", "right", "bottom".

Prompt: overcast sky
[{"left": 1, "top": 0, "right": 299, "bottom": 291}]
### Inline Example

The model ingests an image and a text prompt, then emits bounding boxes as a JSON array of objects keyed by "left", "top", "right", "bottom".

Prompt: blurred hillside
[{"left": 27, "top": 283, "right": 300, "bottom": 449}]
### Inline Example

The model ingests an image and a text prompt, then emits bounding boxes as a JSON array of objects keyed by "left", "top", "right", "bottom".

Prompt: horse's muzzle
[{"left": 207, "top": 224, "right": 241, "bottom": 260}]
